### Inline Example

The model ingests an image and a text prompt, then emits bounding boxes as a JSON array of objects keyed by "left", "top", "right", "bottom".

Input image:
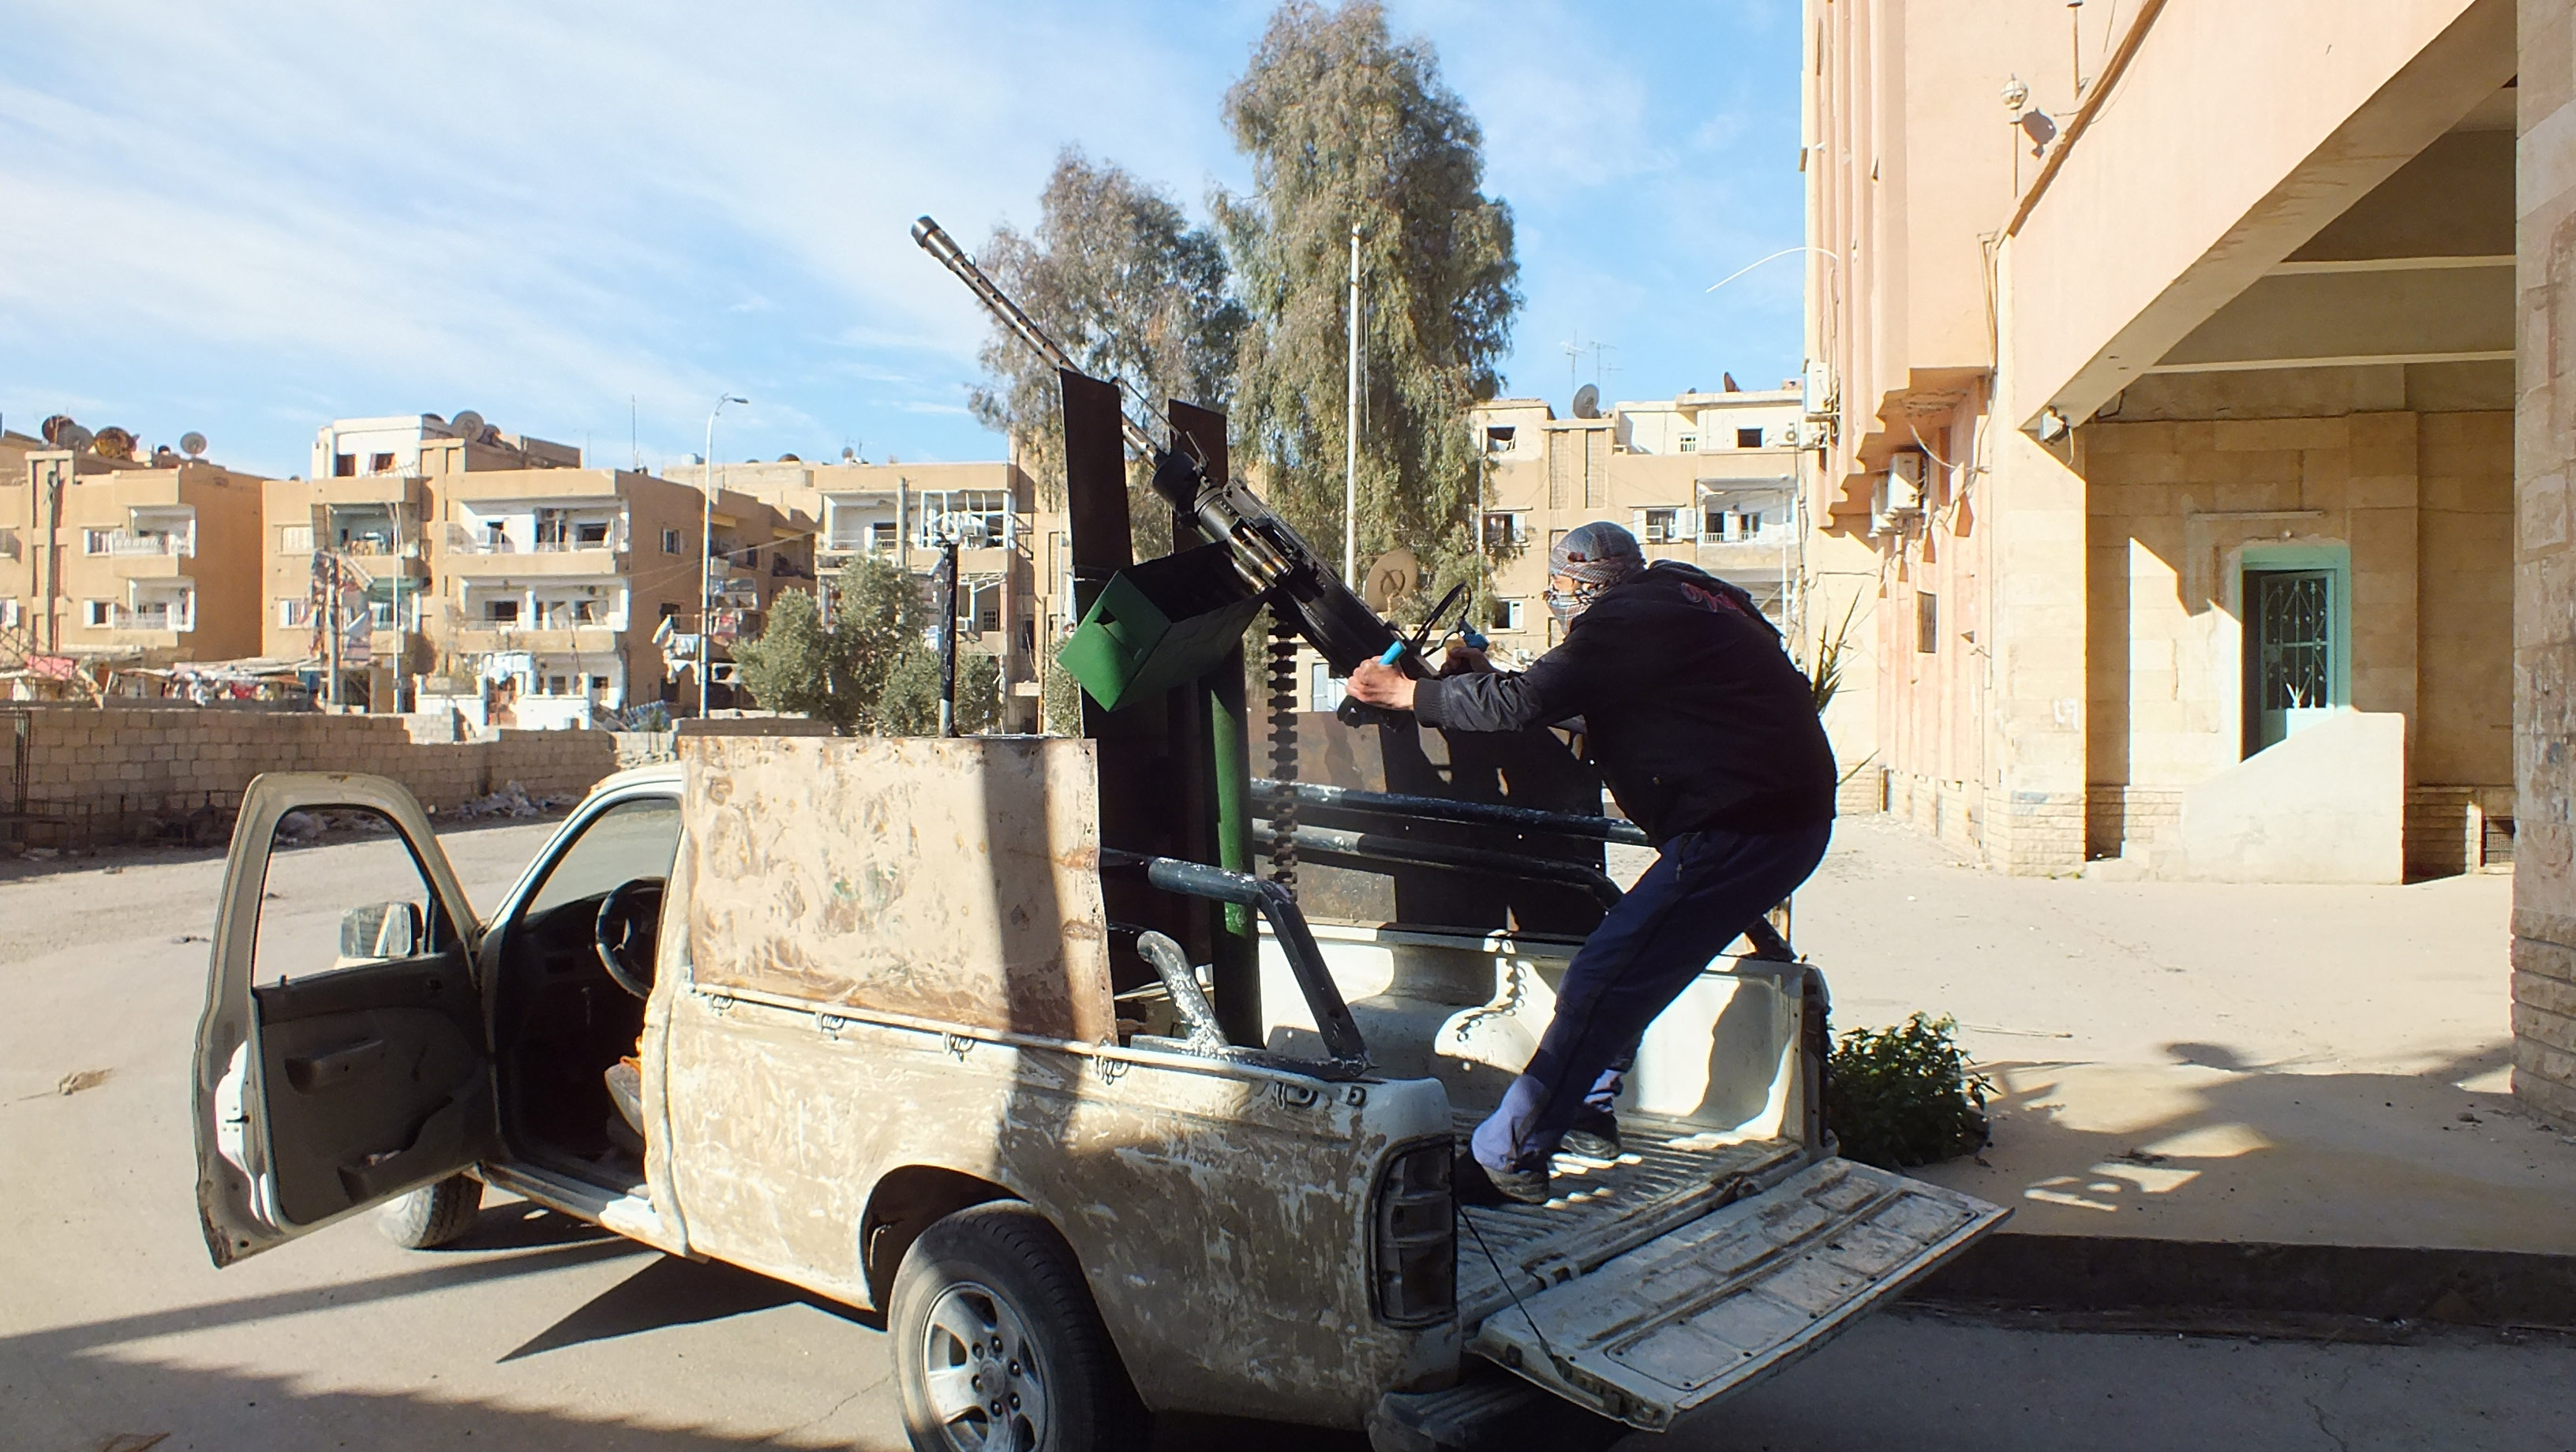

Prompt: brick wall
[
  {"left": 2514, "top": 0, "right": 2576, "bottom": 1131},
  {"left": 9, "top": 707, "right": 615, "bottom": 845}
]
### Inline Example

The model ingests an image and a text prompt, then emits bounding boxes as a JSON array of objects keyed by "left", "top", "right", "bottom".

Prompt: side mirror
[{"left": 339, "top": 900, "right": 424, "bottom": 961}]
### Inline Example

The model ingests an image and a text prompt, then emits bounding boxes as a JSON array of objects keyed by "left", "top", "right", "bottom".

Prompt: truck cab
[{"left": 193, "top": 737, "right": 2002, "bottom": 1451}]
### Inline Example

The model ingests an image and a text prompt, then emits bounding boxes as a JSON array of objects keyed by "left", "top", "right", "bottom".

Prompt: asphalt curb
[{"left": 1906, "top": 1231, "right": 2576, "bottom": 1333}]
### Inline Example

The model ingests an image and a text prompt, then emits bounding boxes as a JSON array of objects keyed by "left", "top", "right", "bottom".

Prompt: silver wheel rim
[{"left": 920, "top": 1280, "right": 1049, "bottom": 1452}]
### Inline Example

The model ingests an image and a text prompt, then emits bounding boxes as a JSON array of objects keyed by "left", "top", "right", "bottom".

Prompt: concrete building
[
  {"left": 683, "top": 458, "right": 1051, "bottom": 732},
  {"left": 1, "top": 425, "right": 265, "bottom": 669},
  {"left": 1469, "top": 387, "right": 1810, "bottom": 640},
  {"left": 1803, "top": 0, "right": 2576, "bottom": 1128},
  {"left": 422, "top": 467, "right": 794, "bottom": 729},
  {"left": 311, "top": 413, "right": 578, "bottom": 481},
  {"left": 1806, "top": 0, "right": 2518, "bottom": 882}
]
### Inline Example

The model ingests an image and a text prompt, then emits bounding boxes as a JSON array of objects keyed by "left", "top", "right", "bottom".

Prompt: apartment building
[
  {"left": 683, "top": 457, "right": 1050, "bottom": 732},
  {"left": 312, "top": 413, "right": 579, "bottom": 480},
  {"left": 1803, "top": 1, "right": 2576, "bottom": 1124},
  {"left": 1, "top": 425, "right": 264, "bottom": 668},
  {"left": 1469, "top": 387, "right": 1810, "bottom": 654},
  {"left": 422, "top": 467, "right": 798, "bottom": 728}
]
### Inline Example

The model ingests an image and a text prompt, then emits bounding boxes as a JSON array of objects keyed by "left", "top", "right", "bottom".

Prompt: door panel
[
  {"left": 253, "top": 956, "right": 488, "bottom": 1226},
  {"left": 194, "top": 773, "right": 491, "bottom": 1267}
]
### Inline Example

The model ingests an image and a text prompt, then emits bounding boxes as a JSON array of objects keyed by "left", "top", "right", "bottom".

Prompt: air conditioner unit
[
  {"left": 1801, "top": 359, "right": 1838, "bottom": 420},
  {"left": 1870, "top": 452, "right": 1928, "bottom": 536}
]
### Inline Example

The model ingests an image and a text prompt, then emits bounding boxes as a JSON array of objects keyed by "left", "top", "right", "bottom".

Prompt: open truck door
[{"left": 193, "top": 773, "right": 496, "bottom": 1267}]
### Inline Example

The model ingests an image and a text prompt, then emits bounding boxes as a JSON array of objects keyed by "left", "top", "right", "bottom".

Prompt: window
[
  {"left": 334, "top": 453, "right": 357, "bottom": 477},
  {"left": 662, "top": 528, "right": 681, "bottom": 555},
  {"left": 1480, "top": 512, "right": 1525, "bottom": 548},
  {"left": 1484, "top": 425, "right": 1516, "bottom": 451},
  {"left": 1736, "top": 427, "right": 1763, "bottom": 449},
  {"left": 979, "top": 605, "right": 1002, "bottom": 633},
  {"left": 83, "top": 600, "right": 114, "bottom": 628},
  {"left": 1915, "top": 593, "right": 1939, "bottom": 654},
  {"left": 275, "top": 598, "right": 308, "bottom": 628},
  {"left": 870, "top": 521, "right": 900, "bottom": 552},
  {"left": 1677, "top": 433, "right": 1698, "bottom": 453},
  {"left": 279, "top": 524, "right": 313, "bottom": 554},
  {"left": 0, "top": 528, "right": 19, "bottom": 559},
  {"left": 1706, "top": 508, "right": 1765, "bottom": 541},
  {"left": 0, "top": 598, "right": 19, "bottom": 628},
  {"left": 590, "top": 675, "right": 611, "bottom": 692},
  {"left": 659, "top": 602, "right": 682, "bottom": 619},
  {"left": 520, "top": 796, "right": 683, "bottom": 922},
  {"left": 575, "top": 519, "right": 612, "bottom": 546},
  {"left": 369, "top": 452, "right": 395, "bottom": 474},
  {"left": 485, "top": 599, "right": 520, "bottom": 624},
  {"left": 1488, "top": 598, "right": 1526, "bottom": 632},
  {"left": 1642, "top": 509, "right": 1682, "bottom": 544},
  {"left": 84, "top": 529, "right": 114, "bottom": 556}
]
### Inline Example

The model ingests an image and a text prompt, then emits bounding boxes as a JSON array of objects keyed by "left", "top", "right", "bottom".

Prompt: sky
[{"left": 0, "top": 1, "right": 1804, "bottom": 481}]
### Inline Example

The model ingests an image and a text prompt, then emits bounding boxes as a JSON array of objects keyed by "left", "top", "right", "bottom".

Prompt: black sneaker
[
  {"left": 1560, "top": 1108, "right": 1621, "bottom": 1160},
  {"left": 1452, "top": 1148, "right": 1553, "bottom": 1207}
]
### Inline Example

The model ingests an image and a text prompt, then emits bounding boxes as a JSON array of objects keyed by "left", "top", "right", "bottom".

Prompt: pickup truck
[{"left": 193, "top": 734, "right": 2004, "bottom": 1451}]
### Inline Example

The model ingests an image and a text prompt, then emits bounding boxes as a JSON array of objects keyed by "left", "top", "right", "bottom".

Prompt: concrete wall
[
  {"left": 2007, "top": 0, "right": 2512, "bottom": 427},
  {"left": 9, "top": 708, "right": 616, "bottom": 845},
  {"left": 2512, "top": 0, "right": 2576, "bottom": 1129},
  {"left": 2178, "top": 709, "right": 2406, "bottom": 883}
]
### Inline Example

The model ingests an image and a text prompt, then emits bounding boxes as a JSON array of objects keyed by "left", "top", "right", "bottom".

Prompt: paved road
[{"left": 6, "top": 825, "right": 2573, "bottom": 1451}]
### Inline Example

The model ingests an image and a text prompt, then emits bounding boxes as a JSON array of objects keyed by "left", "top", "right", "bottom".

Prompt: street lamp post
[{"left": 701, "top": 394, "right": 747, "bottom": 717}]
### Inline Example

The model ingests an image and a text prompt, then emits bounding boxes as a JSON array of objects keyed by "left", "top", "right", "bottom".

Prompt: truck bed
[{"left": 1453, "top": 1110, "right": 1805, "bottom": 1329}]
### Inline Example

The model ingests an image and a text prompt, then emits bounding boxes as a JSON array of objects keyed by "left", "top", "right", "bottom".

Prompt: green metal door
[{"left": 2245, "top": 568, "right": 2336, "bottom": 754}]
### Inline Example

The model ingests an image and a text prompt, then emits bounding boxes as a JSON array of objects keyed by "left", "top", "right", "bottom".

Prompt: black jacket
[{"left": 1411, "top": 562, "right": 1837, "bottom": 844}]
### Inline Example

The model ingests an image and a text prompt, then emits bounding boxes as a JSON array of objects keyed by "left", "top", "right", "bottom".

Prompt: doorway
[{"left": 2241, "top": 559, "right": 2344, "bottom": 757}]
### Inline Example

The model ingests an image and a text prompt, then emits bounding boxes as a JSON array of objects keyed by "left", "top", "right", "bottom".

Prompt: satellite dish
[
  {"left": 841, "top": 446, "right": 858, "bottom": 462},
  {"left": 1363, "top": 547, "right": 1420, "bottom": 612},
  {"left": 39, "top": 414, "right": 78, "bottom": 447},
  {"left": 777, "top": 453, "right": 801, "bottom": 462},
  {"left": 57, "top": 424, "right": 93, "bottom": 455},
  {"left": 180, "top": 432, "right": 208, "bottom": 458},
  {"left": 421, "top": 414, "right": 446, "bottom": 428},
  {"left": 1571, "top": 384, "right": 1601, "bottom": 419},
  {"left": 449, "top": 410, "right": 486, "bottom": 440},
  {"left": 91, "top": 426, "right": 137, "bottom": 460}
]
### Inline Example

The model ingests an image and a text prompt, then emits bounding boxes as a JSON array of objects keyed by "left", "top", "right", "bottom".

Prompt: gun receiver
[{"left": 912, "top": 214, "right": 1417, "bottom": 679}]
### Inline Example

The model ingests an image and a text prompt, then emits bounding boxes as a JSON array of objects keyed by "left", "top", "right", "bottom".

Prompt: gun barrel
[{"left": 912, "top": 215, "right": 1159, "bottom": 459}]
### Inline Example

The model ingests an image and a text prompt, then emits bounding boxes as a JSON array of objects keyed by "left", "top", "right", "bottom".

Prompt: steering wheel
[{"left": 593, "top": 878, "right": 666, "bottom": 1000}]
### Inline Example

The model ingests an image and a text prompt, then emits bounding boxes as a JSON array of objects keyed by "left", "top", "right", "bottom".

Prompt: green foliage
[
  {"left": 731, "top": 557, "right": 1005, "bottom": 736},
  {"left": 1216, "top": 0, "right": 1521, "bottom": 612},
  {"left": 971, "top": 149, "right": 1247, "bottom": 559},
  {"left": 1041, "top": 654, "right": 1084, "bottom": 736},
  {"left": 1825, "top": 1013, "right": 1993, "bottom": 1169}
]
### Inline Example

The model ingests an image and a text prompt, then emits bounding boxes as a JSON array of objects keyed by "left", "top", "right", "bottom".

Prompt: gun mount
[{"left": 912, "top": 215, "right": 1417, "bottom": 679}]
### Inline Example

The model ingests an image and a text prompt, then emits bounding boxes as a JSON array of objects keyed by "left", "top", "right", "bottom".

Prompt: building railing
[{"left": 105, "top": 531, "right": 194, "bottom": 557}]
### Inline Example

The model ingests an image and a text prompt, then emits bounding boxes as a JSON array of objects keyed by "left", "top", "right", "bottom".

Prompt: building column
[
  {"left": 2513, "top": 0, "right": 2576, "bottom": 1128},
  {"left": 1979, "top": 426, "right": 2091, "bottom": 874}
]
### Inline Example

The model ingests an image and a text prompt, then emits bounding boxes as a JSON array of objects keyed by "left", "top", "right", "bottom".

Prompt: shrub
[{"left": 1825, "top": 1012, "right": 1992, "bottom": 1169}]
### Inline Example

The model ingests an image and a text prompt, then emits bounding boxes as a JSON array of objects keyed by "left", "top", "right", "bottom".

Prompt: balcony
[
  {"left": 442, "top": 525, "right": 631, "bottom": 575},
  {"left": 445, "top": 625, "right": 625, "bottom": 655}
]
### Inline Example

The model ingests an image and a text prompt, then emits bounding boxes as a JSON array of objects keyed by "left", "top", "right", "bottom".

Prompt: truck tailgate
[{"left": 1458, "top": 1126, "right": 2005, "bottom": 1431}]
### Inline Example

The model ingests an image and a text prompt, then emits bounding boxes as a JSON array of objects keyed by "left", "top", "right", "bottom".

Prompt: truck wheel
[
  {"left": 377, "top": 1173, "right": 482, "bottom": 1249},
  {"left": 889, "top": 1202, "right": 1145, "bottom": 1452}
]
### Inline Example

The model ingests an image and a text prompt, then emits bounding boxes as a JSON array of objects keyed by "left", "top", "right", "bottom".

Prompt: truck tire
[
  {"left": 889, "top": 1202, "right": 1146, "bottom": 1452},
  {"left": 377, "top": 1173, "right": 483, "bottom": 1249}
]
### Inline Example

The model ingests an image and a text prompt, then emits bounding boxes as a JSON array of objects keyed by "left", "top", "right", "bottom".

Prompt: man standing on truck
[{"left": 1345, "top": 521, "right": 1837, "bottom": 1206}]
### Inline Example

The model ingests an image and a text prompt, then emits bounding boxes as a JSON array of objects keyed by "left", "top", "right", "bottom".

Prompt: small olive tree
[{"left": 732, "top": 557, "right": 1003, "bottom": 735}]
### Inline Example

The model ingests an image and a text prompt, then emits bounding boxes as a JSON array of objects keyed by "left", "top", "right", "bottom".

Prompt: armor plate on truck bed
[{"left": 1465, "top": 1155, "right": 2006, "bottom": 1431}]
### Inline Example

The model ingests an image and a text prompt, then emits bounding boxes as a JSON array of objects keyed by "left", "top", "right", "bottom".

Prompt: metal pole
[
  {"left": 1343, "top": 220, "right": 1361, "bottom": 585},
  {"left": 938, "top": 537, "right": 960, "bottom": 736},
  {"left": 701, "top": 395, "right": 744, "bottom": 716}
]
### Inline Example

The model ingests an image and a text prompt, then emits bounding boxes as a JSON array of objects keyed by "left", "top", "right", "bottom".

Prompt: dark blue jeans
[{"left": 1470, "top": 821, "right": 1833, "bottom": 1175}]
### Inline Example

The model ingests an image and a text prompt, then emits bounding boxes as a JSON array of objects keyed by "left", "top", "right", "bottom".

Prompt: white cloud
[{"left": 0, "top": 0, "right": 1802, "bottom": 471}]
